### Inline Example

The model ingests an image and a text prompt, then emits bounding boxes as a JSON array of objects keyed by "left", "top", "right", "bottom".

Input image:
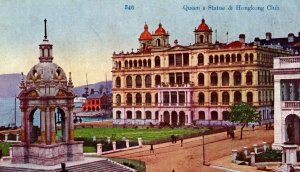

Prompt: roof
[
  {"left": 87, "top": 93, "right": 102, "bottom": 99},
  {"left": 195, "top": 18, "right": 212, "bottom": 32},
  {"left": 139, "top": 23, "right": 153, "bottom": 41},
  {"left": 223, "top": 41, "right": 243, "bottom": 49},
  {"left": 154, "top": 23, "right": 168, "bottom": 35}
]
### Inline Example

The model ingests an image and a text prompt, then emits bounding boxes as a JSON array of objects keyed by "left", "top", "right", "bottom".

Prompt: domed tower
[
  {"left": 194, "top": 18, "right": 213, "bottom": 46},
  {"left": 139, "top": 23, "right": 153, "bottom": 52},
  {"left": 152, "top": 22, "right": 170, "bottom": 48},
  {"left": 12, "top": 19, "right": 84, "bottom": 166}
]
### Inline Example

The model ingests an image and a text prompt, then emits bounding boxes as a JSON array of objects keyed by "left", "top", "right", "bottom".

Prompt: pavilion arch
[
  {"left": 155, "top": 56, "right": 160, "bottom": 67},
  {"left": 285, "top": 114, "right": 300, "bottom": 144},
  {"left": 135, "top": 93, "right": 142, "bottom": 105},
  {"left": 211, "top": 92, "right": 218, "bottom": 105},
  {"left": 116, "top": 77, "right": 121, "bottom": 88},
  {"left": 222, "top": 92, "right": 230, "bottom": 105},
  {"left": 28, "top": 107, "right": 41, "bottom": 143},
  {"left": 222, "top": 72, "right": 229, "bottom": 86},
  {"left": 198, "top": 73, "right": 204, "bottom": 86},
  {"left": 155, "top": 75, "right": 161, "bottom": 87},
  {"left": 233, "top": 71, "right": 241, "bottom": 86},
  {"left": 156, "top": 39, "right": 161, "bottom": 46},
  {"left": 234, "top": 91, "right": 242, "bottom": 104},
  {"left": 222, "top": 111, "right": 230, "bottom": 120},
  {"left": 126, "top": 93, "right": 132, "bottom": 105},
  {"left": 136, "top": 111, "right": 142, "bottom": 119},
  {"left": 198, "top": 92, "right": 205, "bottom": 105},
  {"left": 126, "top": 75, "right": 132, "bottom": 88},
  {"left": 163, "top": 111, "right": 170, "bottom": 124},
  {"left": 199, "top": 111, "right": 205, "bottom": 120},
  {"left": 145, "top": 93, "right": 152, "bottom": 105},
  {"left": 211, "top": 111, "right": 218, "bottom": 120},
  {"left": 246, "top": 71, "right": 253, "bottom": 85},
  {"left": 198, "top": 53, "right": 204, "bottom": 65},
  {"left": 179, "top": 111, "right": 185, "bottom": 125},
  {"left": 135, "top": 75, "right": 142, "bottom": 88},
  {"left": 210, "top": 72, "right": 218, "bottom": 86},
  {"left": 146, "top": 111, "right": 152, "bottom": 119},
  {"left": 126, "top": 111, "right": 132, "bottom": 119},
  {"left": 145, "top": 75, "right": 151, "bottom": 88}
]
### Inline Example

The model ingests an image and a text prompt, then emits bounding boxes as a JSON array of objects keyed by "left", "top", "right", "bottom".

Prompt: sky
[{"left": 0, "top": 0, "right": 299, "bottom": 86}]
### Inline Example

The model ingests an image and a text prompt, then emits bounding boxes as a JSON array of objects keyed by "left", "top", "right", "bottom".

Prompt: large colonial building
[{"left": 112, "top": 18, "right": 295, "bottom": 126}]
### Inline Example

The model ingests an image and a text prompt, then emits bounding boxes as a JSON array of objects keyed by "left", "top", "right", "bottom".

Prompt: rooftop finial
[{"left": 44, "top": 18, "right": 47, "bottom": 40}]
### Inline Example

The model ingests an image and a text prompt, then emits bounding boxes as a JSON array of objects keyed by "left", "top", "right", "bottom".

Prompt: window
[
  {"left": 116, "top": 111, "right": 121, "bottom": 119},
  {"left": 210, "top": 72, "right": 218, "bottom": 86},
  {"left": 145, "top": 75, "right": 151, "bottom": 88},
  {"left": 198, "top": 92, "right": 205, "bottom": 105},
  {"left": 136, "top": 75, "right": 142, "bottom": 88},
  {"left": 155, "top": 56, "right": 160, "bottom": 67},
  {"left": 198, "top": 73, "right": 204, "bottom": 86},
  {"left": 211, "top": 111, "right": 218, "bottom": 120},
  {"left": 199, "top": 111, "right": 205, "bottom": 120},
  {"left": 184, "top": 72, "right": 190, "bottom": 84},
  {"left": 126, "top": 76, "right": 132, "bottom": 88},
  {"left": 136, "top": 111, "right": 142, "bottom": 119},
  {"left": 246, "top": 71, "right": 253, "bottom": 85},
  {"left": 146, "top": 111, "right": 152, "bottom": 119},
  {"left": 198, "top": 54, "right": 204, "bottom": 65},
  {"left": 116, "top": 77, "right": 121, "bottom": 88},
  {"left": 145, "top": 93, "right": 151, "bottom": 105},
  {"left": 234, "top": 71, "right": 241, "bottom": 86},
  {"left": 155, "top": 75, "right": 161, "bottom": 87},
  {"left": 136, "top": 93, "right": 142, "bottom": 105},
  {"left": 211, "top": 92, "right": 218, "bottom": 105},
  {"left": 169, "top": 54, "right": 174, "bottom": 66},
  {"left": 176, "top": 54, "right": 182, "bottom": 66},
  {"left": 116, "top": 94, "right": 121, "bottom": 106},
  {"left": 169, "top": 73, "right": 175, "bottom": 85},
  {"left": 234, "top": 91, "right": 242, "bottom": 104},
  {"left": 222, "top": 92, "right": 230, "bottom": 105},
  {"left": 126, "top": 94, "right": 132, "bottom": 105},
  {"left": 127, "top": 111, "right": 132, "bottom": 119},
  {"left": 247, "top": 92, "right": 253, "bottom": 104},
  {"left": 183, "top": 53, "right": 189, "bottom": 66}
]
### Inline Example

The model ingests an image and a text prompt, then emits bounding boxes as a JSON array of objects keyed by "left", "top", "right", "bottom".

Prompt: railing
[{"left": 282, "top": 101, "right": 300, "bottom": 108}]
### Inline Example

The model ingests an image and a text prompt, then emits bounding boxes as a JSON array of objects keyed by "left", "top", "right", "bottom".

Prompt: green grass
[
  {"left": 0, "top": 142, "right": 11, "bottom": 156},
  {"left": 74, "top": 127, "right": 202, "bottom": 142},
  {"left": 83, "top": 146, "right": 96, "bottom": 153},
  {"left": 109, "top": 157, "right": 146, "bottom": 172}
]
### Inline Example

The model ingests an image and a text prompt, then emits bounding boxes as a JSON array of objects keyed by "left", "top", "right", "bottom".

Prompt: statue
[{"left": 287, "top": 124, "right": 294, "bottom": 143}]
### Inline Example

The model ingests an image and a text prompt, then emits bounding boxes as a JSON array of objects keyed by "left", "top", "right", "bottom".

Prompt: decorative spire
[{"left": 44, "top": 19, "right": 47, "bottom": 40}]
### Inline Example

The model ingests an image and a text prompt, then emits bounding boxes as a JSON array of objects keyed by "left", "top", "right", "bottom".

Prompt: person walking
[
  {"left": 150, "top": 144, "right": 154, "bottom": 153},
  {"left": 180, "top": 137, "right": 183, "bottom": 147}
]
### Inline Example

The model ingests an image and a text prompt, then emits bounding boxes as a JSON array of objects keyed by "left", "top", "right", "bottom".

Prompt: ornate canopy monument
[{"left": 11, "top": 19, "right": 84, "bottom": 165}]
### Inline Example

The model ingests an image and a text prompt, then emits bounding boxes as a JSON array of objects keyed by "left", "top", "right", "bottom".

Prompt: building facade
[
  {"left": 272, "top": 56, "right": 300, "bottom": 150},
  {"left": 112, "top": 18, "right": 292, "bottom": 126}
]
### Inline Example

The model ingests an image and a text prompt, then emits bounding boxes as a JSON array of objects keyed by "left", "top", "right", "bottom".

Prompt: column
[
  {"left": 46, "top": 107, "right": 51, "bottom": 144},
  {"left": 290, "top": 83, "right": 295, "bottom": 101},
  {"left": 177, "top": 114, "right": 180, "bottom": 125},
  {"left": 68, "top": 106, "right": 74, "bottom": 142},
  {"left": 158, "top": 91, "right": 161, "bottom": 106},
  {"left": 176, "top": 91, "right": 179, "bottom": 106},
  {"left": 20, "top": 108, "right": 27, "bottom": 143},
  {"left": 40, "top": 106, "right": 46, "bottom": 144},
  {"left": 169, "top": 91, "right": 171, "bottom": 106},
  {"left": 187, "top": 91, "right": 191, "bottom": 106},
  {"left": 50, "top": 106, "right": 56, "bottom": 144},
  {"left": 169, "top": 113, "right": 171, "bottom": 125},
  {"left": 185, "top": 91, "right": 187, "bottom": 106}
]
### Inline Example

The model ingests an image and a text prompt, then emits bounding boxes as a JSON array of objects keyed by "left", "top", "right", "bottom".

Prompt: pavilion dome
[
  {"left": 195, "top": 18, "right": 212, "bottom": 32},
  {"left": 139, "top": 23, "right": 153, "bottom": 41},
  {"left": 154, "top": 23, "right": 167, "bottom": 35},
  {"left": 26, "top": 62, "right": 67, "bottom": 82}
]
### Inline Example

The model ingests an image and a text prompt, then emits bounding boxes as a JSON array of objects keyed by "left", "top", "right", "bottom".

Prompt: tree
[{"left": 229, "top": 102, "right": 259, "bottom": 139}]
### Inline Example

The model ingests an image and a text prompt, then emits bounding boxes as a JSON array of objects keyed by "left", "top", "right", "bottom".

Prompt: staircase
[{"left": 0, "top": 159, "right": 136, "bottom": 172}]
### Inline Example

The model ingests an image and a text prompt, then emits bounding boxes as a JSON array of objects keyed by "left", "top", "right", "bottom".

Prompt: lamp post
[{"left": 201, "top": 130, "right": 206, "bottom": 166}]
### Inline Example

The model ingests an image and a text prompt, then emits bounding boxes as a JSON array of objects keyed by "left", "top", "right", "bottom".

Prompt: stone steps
[{"left": 0, "top": 159, "right": 135, "bottom": 172}]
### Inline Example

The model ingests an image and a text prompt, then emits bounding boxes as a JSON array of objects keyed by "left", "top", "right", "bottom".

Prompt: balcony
[
  {"left": 274, "top": 56, "right": 300, "bottom": 69},
  {"left": 282, "top": 101, "right": 300, "bottom": 108}
]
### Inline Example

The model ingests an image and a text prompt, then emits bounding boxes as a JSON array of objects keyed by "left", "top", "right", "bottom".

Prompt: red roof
[
  {"left": 223, "top": 41, "right": 243, "bottom": 48},
  {"left": 154, "top": 23, "right": 167, "bottom": 35},
  {"left": 195, "top": 18, "right": 211, "bottom": 32},
  {"left": 139, "top": 24, "right": 153, "bottom": 41}
]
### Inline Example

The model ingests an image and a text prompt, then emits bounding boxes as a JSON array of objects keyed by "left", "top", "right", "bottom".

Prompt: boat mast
[{"left": 14, "top": 95, "right": 16, "bottom": 127}]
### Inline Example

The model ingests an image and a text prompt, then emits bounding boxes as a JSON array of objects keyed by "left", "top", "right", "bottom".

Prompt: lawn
[
  {"left": 0, "top": 142, "right": 11, "bottom": 156},
  {"left": 74, "top": 127, "right": 203, "bottom": 142}
]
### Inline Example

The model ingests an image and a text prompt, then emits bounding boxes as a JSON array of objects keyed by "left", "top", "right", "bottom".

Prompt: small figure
[
  {"left": 150, "top": 144, "right": 154, "bottom": 153},
  {"left": 174, "top": 136, "right": 177, "bottom": 143},
  {"left": 171, "top": 135, "right": 174, "bottom": 143},
  {"left": 266, "top": 123, "right": 268, "bottom": 130},
  {"left": 180, "top": 137, "right": 183, "bottom": 147},
  {"left": 252, "top": 124, "right": 255, "bottom": 131},
  {"left": 230, "top": 130, "right": 235, "bottom": 139},
  {"left": 73, "top": 117, "right": 78, "bottom": 123},
  {"left": 0, "top": 148, "right": 2, "bottom": 159},
  {"left": 79, "top": 117, "right": 82, "bottom": 123},
  {"left": 269, "top": 122, "right": 272, "bottom": 129},
  {"left": 226, "top": 127, "right": 230, "bottom": 138}
]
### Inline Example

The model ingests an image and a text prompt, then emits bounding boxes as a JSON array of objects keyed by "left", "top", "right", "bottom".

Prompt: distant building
[
  {"left": 272, "top": 55, "right": 300, "bottom": 149},
  {"left": 81, "top": 89, "right": 112, "bottom": 111},
  {"left": 112, "top": 18, "right": 293, "bottom": 126}
]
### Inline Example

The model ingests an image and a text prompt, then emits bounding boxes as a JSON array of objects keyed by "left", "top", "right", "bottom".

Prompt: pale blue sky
[{"left": 0, "top": 0, "right": 299, "bottom": 86}]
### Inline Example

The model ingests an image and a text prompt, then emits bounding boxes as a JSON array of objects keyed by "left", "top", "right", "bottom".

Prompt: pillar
[
  {"left": 20, "top": 108, "right": 27, "bottom": 143},
  {"left": 46, "top": 107, "right": 51, "bottom": 144},
  {"left": 4, "top": 134, "right": 8, "bottom": 141},
  {"left": 50, "top": 107, "right": 56, "bottom": 144},
  {"left": 263, "top": 142, "right": 268, "bottom": 152},
  {"left": 40, "top": 107, "right": 46, "bottom": 144},
  {"left": 112, "top": 141, "right": 116, "bottom": 150},
  {"left": 187, "top": 91, "right": 191, "bottom": 106},
  {"left": 138, "top": 138, "right": 143, "bottom": 147},
  {"left": 176, "top": 91, "right": 179, "bottom": 106},
  {"left": 69, "top": 107, "right": 74, "bottom": 142},
  {"left": 16, "top": 134, "right": 19, "bottom": 142},
  {"left": 282, "top": 150, "right": 286, "bottom": 164},
  {"left": 169, "top": 91, "right": 171, "bottom": 106},
  {"left": 97, "top": 143, "right": 102, "bottom": 155},
  {"left": 9, "top": 147, "right": 12, "bottom": 158},
  {"left": 243, "top": 146, "right": 248, "bottom": 156},
  {"left": 250, "top": 152, "right": 255, "bottom": 165},
  {"left": 126, "top": 139, "right": 129, "bottom": 148},
  {"left": 253, "top": 144, "right": 258, "bottom": 154}
]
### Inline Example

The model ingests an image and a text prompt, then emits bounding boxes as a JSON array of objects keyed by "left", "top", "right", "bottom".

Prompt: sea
[{"left": 0, "top": 97, "right": 109, "bottom": 127}]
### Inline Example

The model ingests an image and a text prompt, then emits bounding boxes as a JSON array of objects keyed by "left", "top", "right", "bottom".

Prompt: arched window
[
  {"left": 116, "top": 77, "right": 121, "bottom": 88},
  {"left": 147, "top": 59, "right": 151, "bottom": 68},
  {"left": 226, "top": 54, "right": 230, "bottom": 63},
  {"left": 155, "top": 93, "right": 158, "bottom": 104},
  {"left": 126, "top": 111, "right": 132, "bottom": 119},
  {"left": 211, "top": 111, "right": 218, "bottom": 120},
  {"left": 222, "top": 111, "right": 230, "bottom": 120},
  {"left": 126, "top": 94, "right": 132, "bottom": 105},
  {"left": 155, "top": 56, "right": 160, "bottom": 67},
  {"left": 231, "top": 54, "right": 236, "bottom": 63},
  {"left": 135, "top": 75, "right": 142, "bottom": 88},
  {"left": 156, "top": 39, "right": 161, "bottom": 46},
  {"left": 138, "top": 60, "right": 142, "bottom": 67},
  {"left": 214, "top": 55, "right": 219, "bottom": 64},
  {"left": 118, "top": 61, "right": 121, "bottom": 68},
  {"left": 199, "top": 111, "right": 205, "bottom": 120},
  {"left": 198, "top": 73, "right": 204, "bottom": 86},
  {"left": 222, "top": 92, "right": 230, "bottom": 105},
  {"left": 247, "top": 92, "right": 253, "bottom": 104},
  {"left": 136, "top": 111, "right": 142, "bottom": 119},
  {"left": 145, "top": 93, "right": 152, "bottom": 105},
  {"left": 129, "top": 60, "right": 133, "bottom": 68},
  {"left": 155, "top": 75, "right": 161, "bottom": 87},
  {"left": 209, "top": 55, "right": 213, "bottom": 64},
  {"left": 210, "top": 72, "right": 218, "bottom": 86},
  {"left": 134, "top": 60, "right": 137, "bottom": 68},
  {"left": 233, "top": 71, "right": 241, "bottom": 86},
  {"left": 237, "top": 54, "right": 242, "bottom": 62},
  {"left": 234, "top": 91, "right": 242, "bottom": 104},
  {"left": 250, "top": 53, "right": 254, "bottom": 63},
  {"left": 126, "top": 76, "right": 132, "bottom": 88},
  {"left": 116, "top": 94, "right": 121, "bottom": 106},
  {"left": 198, "top": 53, "right": 204, "bottom": 65},
  {"left": 116, "top": 111, "right": 121, "bottom": 119},
  {"left": 125, "top": 60, "right": 128, "bottom": 68},
  {"left": 145, "top": 75, "right": 151, "bottom": 88},
  {"left": 211, "top": 92, "right": 218, "bottom": 105},
  {"left": 246, "top": 71, "right": 253, "bottom": 85},
  {"left": 220, "top": 55, "right": 224, "bottom": 63},
  {"left": 198, "top": 92, "right": 205, "bottom": 105},
  {"left": 245, "top": 53, "right": 249, "bottom": 63},
  {"left": 135, "top": 93, "right": 142, "bottom": 105},
  {"left": 222, "top": 72, "right": 229, "bottom": 86},
  {"left": 146, "top": 111, "right": 152, "bottom": 119},
  {"left": 143, "top": 59, "right": 147, "bottom": 67},
  {"left": 200, "top": 35, "right": 204, "bottom": 43}
]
